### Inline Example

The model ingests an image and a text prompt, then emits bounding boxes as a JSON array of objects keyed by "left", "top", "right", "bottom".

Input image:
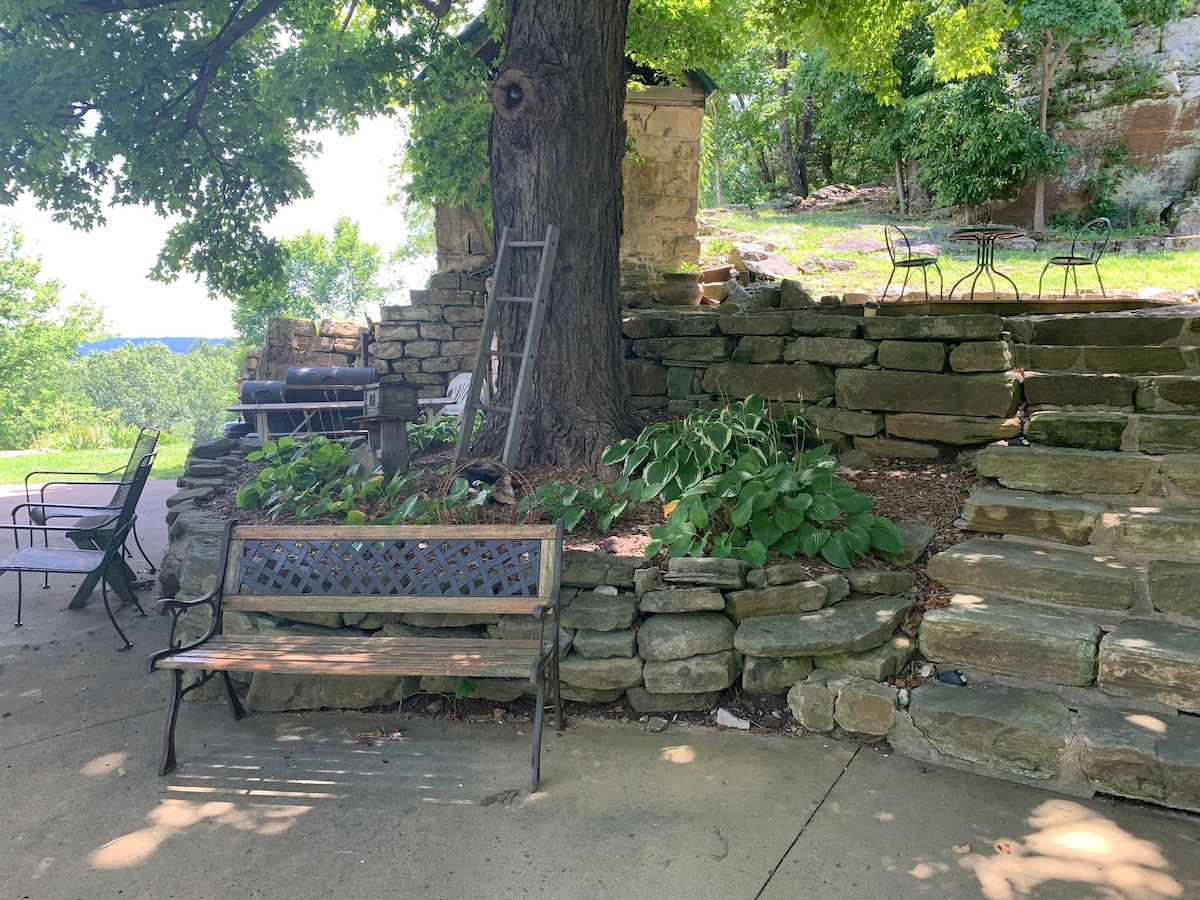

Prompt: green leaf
[
  {"left": 774, "top": 507, "right": 805, "bottom": 532},
  {"left": 808, "top": 494, "right": 842, "bottom": 522},
  {"left": 601, "top": 439, "right": 634, "bottom": 466},
  {"left": 345, "top": 509, "right": 367, "bottom": 525},
  {"left": 737, "top": 539, "right": 769, "bottom": 568},
  {"left": 870, "top": 518, "right": 906, "bottom": 554},
  {"left": 799, "top": 526, "right": 830, "bottom": 558},
  {"left": 749, "top": 511, "right": 783, "bottom": 548},
  {"left": 821, "top": 532, "right": 855, "bottom": 569},
  {"left": 774, "top": 532, "right": 801, "bottom": 556}
]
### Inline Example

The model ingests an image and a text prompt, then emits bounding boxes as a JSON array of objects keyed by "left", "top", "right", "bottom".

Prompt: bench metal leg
[
  {"left": 99, "top": 577, "right": 134, "bottom": 650},
  {"left": 159, "top": 669, "right": 184, "bottom": 775},
  {"left": 530, "top": 673, "right": 547, "bottom": 793},
  {"left": 221, "top": 671, "right": 247, "bottom": 721}
]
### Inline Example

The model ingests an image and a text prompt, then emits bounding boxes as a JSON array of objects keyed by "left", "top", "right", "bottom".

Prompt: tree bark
[
  {"left": 479, "top": 0, "right": 640, "bottom": 469},
  {"left": 775, "top": 49, "right": 805, "bottom": 198}
]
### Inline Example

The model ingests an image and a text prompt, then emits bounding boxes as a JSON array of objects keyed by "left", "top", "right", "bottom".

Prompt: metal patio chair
[
  {"left": 882, "top": 224, "right": 943, "bottom": 302},
  {"left": 1037, "top": 216, "right": 1111, "bottom": 300},
  {"left": 2, "top": 454, "right": 155, "bottom": 648},
  {"left": 21, "top": 426, "right": 159, "bottom": 584}
]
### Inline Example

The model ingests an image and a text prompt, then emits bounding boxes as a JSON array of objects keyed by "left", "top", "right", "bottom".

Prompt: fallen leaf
[
  {"left": 995, "top": 841, "right": 1012, "bottom": 854},
  {"left": 116, "top": 767, "right": 128, "bottom": 777},
  {"left": 952, "top": 843, "right": 970, "bottom": 854}
]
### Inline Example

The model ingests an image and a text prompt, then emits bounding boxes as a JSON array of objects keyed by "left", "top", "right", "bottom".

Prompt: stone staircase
[{"left": 907, "top": 310, "right": 1200, "bottom": 813}]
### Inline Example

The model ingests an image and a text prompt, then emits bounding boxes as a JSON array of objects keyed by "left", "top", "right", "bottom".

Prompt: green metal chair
[{"left": 1037, "top": 217, "right": 1111, "bottom": 300}]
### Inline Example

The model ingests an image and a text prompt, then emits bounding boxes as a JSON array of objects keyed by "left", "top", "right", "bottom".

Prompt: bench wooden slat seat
[{"left": 147, "top": 521, "right": 565, "bottom": 791}]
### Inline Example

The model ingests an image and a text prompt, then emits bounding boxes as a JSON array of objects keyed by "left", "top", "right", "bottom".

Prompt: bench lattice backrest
[{"left": 220, "top": 524, "right": 561, "bottom": 617}]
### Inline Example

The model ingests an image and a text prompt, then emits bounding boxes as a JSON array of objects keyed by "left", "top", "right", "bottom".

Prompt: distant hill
[{"left": 78, "top": 337, "right": 231, "bottom": 356}]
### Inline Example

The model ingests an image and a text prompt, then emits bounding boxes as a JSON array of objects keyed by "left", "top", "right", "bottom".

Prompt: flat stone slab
[
  {"left": 1111, "top": 508, "right": 1200, "bottom": 556},
  {"left": 638, "top": 587, "right": 726, "bottom": 614},
  {"left": 1098, "top": 620, "right": 1200, "bottom": 712},
  {"left": 975, "top": 445, "right": 1152, "bottom": 495},
  {"left": 845, "top": 569, "right": 916, "bottom": 595},
  {"left": 1028, "top": 312, "right": 1187, "bottom": 347},
  {"left": 642, "top": 649, "right": 740, "bottom": 694},
  {"left": 835, "top": 369, "right": 1021, "bottom": 418},
  {"left": 560, "top": 592, "right": 639, "bottom": 631},
  {"left": 1023, "top": 373, "right": 1138, "bottom": 409},
  {"left": 734, "top": 595, "right": 911, "bottom": 658},
  {"left": 1148, "top": 560, "right": 1200, "bottom": 618},
  {"left": 861, "top": 314, "right": 1002, "bottom": 341},
  {"left": 637, "top": 613, "right": 735, "bottom": 661},
  {"left": 834, "top": 678, "right": 897, "bottom": 738},
  {"left": 702, "top": 362, "right": 836, "bottom": 402},
  {"left": 1078, "top": 705, "right": 1200, "bottom": 813},
  {"left": 742, "top": 655, "right": 814, "bottom": 693},
  {"left": 783, "top": 336, "right": 878, "bottom": 367},
  {"left": 559, "top": 653, "right": 645, "bottom": 691},
  {"left": 1136, "top": 375, "right": 1200, "bottom": 413},
  {"left": 919, "top": 595, "right": 1100, "bottom": 686},
  {"left": 1133, "top": 415, "right": 1200, "bottom": 453},
  {"left": 814, "top": 634, "right": 915, "bottom": 680},
  {"left": 927, "top": 538, "right": 1139, "bottom": 611},
  {"left": 725, "top": 582, "right": 827, "bottom": 620},
  {"left": 571, "top": 628, "right": 638, "bottom": 659},
  {"left": 906, "top": 681, "right": 1071, "bottom": 779},
  {"left": 1024, "top": 411, "right": 1128, "bottom": 451},
  {"left": 1159, "top": 455, "right": 1200, "bottom": 495},
  {"left": 886, "top": 413, "right": 1022, "bottom": 445},
  {"left": 957, "top": 489, "right": 1107, "bottom": 545},
  {"left": 665, "top": 557, "right": 751, "bottom": 588}
]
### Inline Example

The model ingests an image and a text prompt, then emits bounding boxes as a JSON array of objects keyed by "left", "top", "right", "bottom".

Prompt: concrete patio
[{"left": 2, "top": 479, "right": 1199, "bottom": 900}]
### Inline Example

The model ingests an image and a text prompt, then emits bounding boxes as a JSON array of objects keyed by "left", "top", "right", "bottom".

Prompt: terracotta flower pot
[{"left": 657, "top": 272, "right": 702, "bottom": 306}]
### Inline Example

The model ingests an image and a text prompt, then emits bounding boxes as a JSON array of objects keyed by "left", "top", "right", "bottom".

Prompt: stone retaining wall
[{"left": 622, "top": 307, "right": 1200, "bottom": 457}]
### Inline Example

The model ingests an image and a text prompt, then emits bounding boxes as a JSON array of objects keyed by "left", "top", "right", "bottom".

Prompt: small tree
[
  {"left": 232, "top": 217, "right": 389, "bottom": 345},
  {"left": 913, "top": 71, "right": 1066, "bottom": 221},
  {"left": 0, "top": 222, "right": 104, "bottom": 449}
]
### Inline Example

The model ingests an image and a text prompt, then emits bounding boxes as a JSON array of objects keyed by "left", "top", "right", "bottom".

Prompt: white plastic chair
[{"left": 437, "top": 372, "right": 489, "bottom": 423}]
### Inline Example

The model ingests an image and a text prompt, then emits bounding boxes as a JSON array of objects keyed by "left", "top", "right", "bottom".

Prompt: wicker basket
[{"left": 436, "top": 458, "right": 541, "bottom": 525}]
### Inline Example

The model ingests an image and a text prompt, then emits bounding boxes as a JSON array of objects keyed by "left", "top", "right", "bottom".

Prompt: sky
[{"left": 8, "top": 116, "right": 416, "bottom": 339}]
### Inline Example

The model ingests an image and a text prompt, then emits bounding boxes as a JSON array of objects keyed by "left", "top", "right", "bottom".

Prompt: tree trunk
[
  {"left": 893, "top": 153, "right": 906, "bottom": 215},
  {"left": 775, "top": 49, "right": 805, "bottom": 198},
  {"left": 479, "top": 0, "right": 640, "bottom": 469},
  {"left": 797, "top": 96, "right": 814, "bottom": 198}
]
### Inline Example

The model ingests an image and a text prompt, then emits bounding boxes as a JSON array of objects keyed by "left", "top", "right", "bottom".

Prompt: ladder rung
[
  {"left": 485, "top": 349, "right": 523, "bottom": 359},
  {"left": 507, "top": 241, "right": 546, "bottom": 248},
  {"left": 480, "top": 403, "right": 512, "bottom": 414},
  {"left": 496, "top": 296, "right": 535, "bottom": 304}
]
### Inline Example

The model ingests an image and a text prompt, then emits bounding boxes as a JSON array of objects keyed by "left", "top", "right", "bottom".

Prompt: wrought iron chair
[
  {"left": 1037, "top": 216, "right": 1111, "bottom": 300},
  {"left": 882, "top": 224, "right": 943, "bottom": 302},
  {"left": 21, "top": 426, "right": 159, "bottom": 584},
  {"left": 2, "top": 454, "right": 155, "bottom": 648}
]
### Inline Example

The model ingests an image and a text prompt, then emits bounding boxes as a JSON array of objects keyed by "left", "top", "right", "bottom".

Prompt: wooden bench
[{"left": 147, "top": 521, "right": 565, "bottom": 791}]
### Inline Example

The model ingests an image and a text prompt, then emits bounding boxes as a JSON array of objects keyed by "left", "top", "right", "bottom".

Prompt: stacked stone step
[
  {"left": 1011, "top": 310, "right": 1200, "bottom": 453},
  {"left": 916, "top": 397, "right": 1200, "bottom": 810}
]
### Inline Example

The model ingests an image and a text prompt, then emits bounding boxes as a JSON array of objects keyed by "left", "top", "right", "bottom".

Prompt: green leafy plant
[
  {"left": 407, "top": 415, "right": 459, "bottom": 454},
  {"left": 601, "top": 394, "right": 813, "bottom": 506},
  {"left": 660, "top": 260, "right": 703, "bottom": 275},
  {"left": 645, "top": 443, "right": 903, "bottom": 568},
  {"left": 236, "top": 436, "right": 408, "bottom": 524}
]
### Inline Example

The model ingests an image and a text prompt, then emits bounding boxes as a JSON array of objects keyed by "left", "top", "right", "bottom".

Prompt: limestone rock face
[
  {"left": 559, "top": 654, "right": 644, "bottom": 691},
  {"left": 247, "top": 673, "right": 417, "bottom": 712}
]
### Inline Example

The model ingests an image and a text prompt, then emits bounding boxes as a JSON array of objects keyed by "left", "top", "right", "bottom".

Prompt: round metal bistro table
[{"left": 947, "top": 224, "right": 1026, "bottom": 301}]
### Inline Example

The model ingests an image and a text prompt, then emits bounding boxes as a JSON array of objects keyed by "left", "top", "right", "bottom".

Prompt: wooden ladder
[{"left": 454, "top": 224, "right": 559, "bottom": 466}]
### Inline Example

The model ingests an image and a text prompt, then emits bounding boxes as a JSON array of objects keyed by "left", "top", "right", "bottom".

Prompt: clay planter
[{"left": 658, "top": 272, "right": 703, "bottom": 306}]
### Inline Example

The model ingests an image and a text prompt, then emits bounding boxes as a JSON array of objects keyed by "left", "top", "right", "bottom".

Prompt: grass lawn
[
  {"left": 0, "top": 443, "right": 189, "bottom": 486},
  {"left": 701, "top": 209, "right": 1200, "bottom": 299}
]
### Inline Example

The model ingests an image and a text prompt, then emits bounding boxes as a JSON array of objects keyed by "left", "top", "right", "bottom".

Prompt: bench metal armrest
[
  {"left": 25, "top": 469, "right": 121, "bottom": 504},
  {"left": 11, "top": 500, "right": 117, "bottom": 527},
  {"left": 146, "top": 522, "right": 236, "bottom": 673},
  {"left": 0, "top": 519, "right": 110, "bottom": 549}
]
